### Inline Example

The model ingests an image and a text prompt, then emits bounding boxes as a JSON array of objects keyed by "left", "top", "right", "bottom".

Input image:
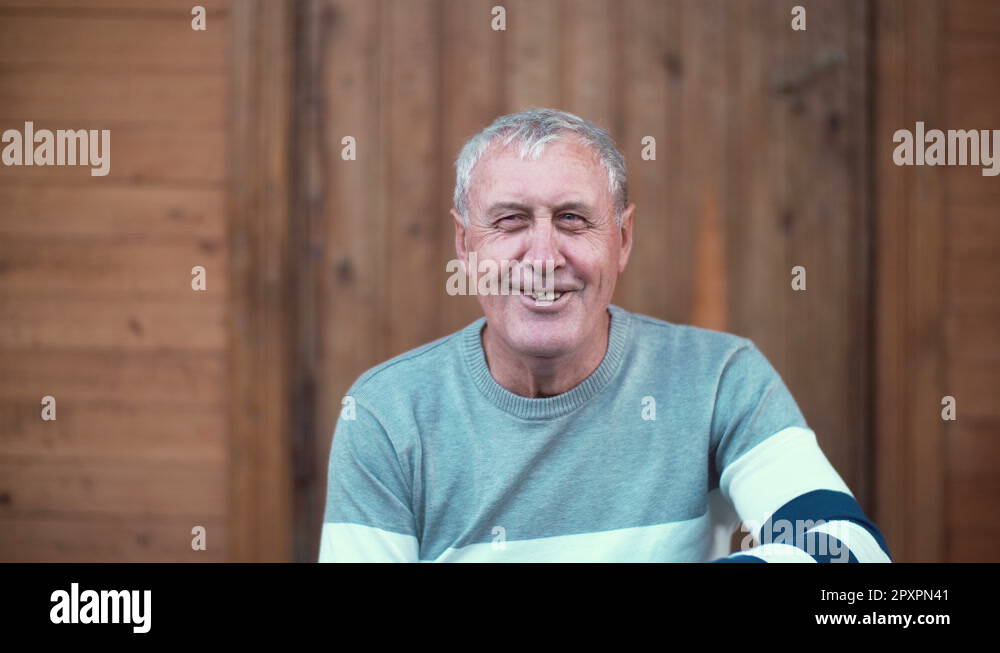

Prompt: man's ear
[
  {"left": 617, "top": 202, "right": 636, "bottom": 273},
  {"left": 451, "top": 208, "right": 469, "bottom": 272}
]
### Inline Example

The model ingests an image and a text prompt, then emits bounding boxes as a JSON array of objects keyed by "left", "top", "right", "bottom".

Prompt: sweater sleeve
[
  {"left": 318, "top": 401, "right": 419, "bottom": 562},
  {"left": 708, "top": 343, "right": 892, "bottom": 563}
]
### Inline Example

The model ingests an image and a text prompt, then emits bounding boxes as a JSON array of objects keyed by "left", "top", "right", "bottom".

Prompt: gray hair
[{"left": 452, "top": 107, "right": 628, "bottom": 227}]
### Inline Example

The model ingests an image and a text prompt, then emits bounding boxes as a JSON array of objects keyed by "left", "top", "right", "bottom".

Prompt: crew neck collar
[{"left": 462, "top": 304, "right": 632, "bottom": 419}]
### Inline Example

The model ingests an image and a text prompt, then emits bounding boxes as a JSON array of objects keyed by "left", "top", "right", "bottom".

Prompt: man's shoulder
[
  {"left": 345, "top": 320, "right": 477, "bottom": 405},
  {"left": 620, "top": 306, "right": 753, "bottom": 361}
]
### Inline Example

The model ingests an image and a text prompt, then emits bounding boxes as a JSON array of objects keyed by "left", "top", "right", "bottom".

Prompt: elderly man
[{"left": 319, "top": 108, "right": 892, "bottom": 563}]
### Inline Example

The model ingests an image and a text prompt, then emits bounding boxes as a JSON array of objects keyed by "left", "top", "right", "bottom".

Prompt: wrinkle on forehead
[{"left": 468, "top": 135, "right": 610, "bottom": 219}]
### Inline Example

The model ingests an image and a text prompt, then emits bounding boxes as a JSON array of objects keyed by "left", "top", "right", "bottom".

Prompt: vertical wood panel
[
  {"left": 679, "top": 0, "right": 728, "bottom": 330},
  {"left": 724, "top": 0, "right": 871, "bottom": 502},
  {"left": 560, "top": 0, "right": 614, "bottom": 129},
  {"left": 615, "top": 0, "right": 679, "bottom": 321},
  {"left": 228, "top": 0, "right": 294, "bottom": 562},
  {"left": 781, "top": 0, "right": 871, "bottom": 502},
  {"left": 941, "top": 0, "right": 1000, "bottom": 562},
  {"left": 505, "top": 0, "right": 560, "bottom": 111},
  {"left": 298, "top": 0, "right": 387, "bottom": 564},
  {"left": 874, "top": 0, "right": 947, "bottom": 562},
  {"left": 439, "top": 0, "right": 503, "bottom": 332},
  {"left": 384, "top": 0, "right": 444, "bottom": 357}
]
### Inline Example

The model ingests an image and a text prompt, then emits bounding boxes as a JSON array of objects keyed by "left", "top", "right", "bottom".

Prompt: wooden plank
[
  {"left": 0, "top": 186, "right": 225, "bottom": 240},
  {"left": 682, "top": 0, "right": 730, "bottom": 332},
  {"left": 948, "top": 256, "right": 1000, "bottom": 310},
  {"left": 614, "top": 0, "right": 679, "bottom": 322},
  {"left": 945, "top": 307, "right": 1000, "bottom": 362},
  {"left": 0, "top": 237, "right": 227, "bottom": 298},
  {"left": 383, "top": 0, "right": 444, "bottom": 357},
  {"left": 0, "top": 124, "right": 226, "bottom": 187},
  {"left": 0, "top": 457, "right": 225, "bottom": 517},
  {"left": 944, "top": 38, "right": 1000, "bottom": 205},
  {"left": 0, "top": 515, "right": 227, "bottom": 562},
  {"left": 783, "top": 0, "right": 870, "bottom": 503},
  {"left": 667, "top": 0, "right": 731, "bottom": 337},
  {"left": 946, "top": 39, "right": 1000, "bottom": 126},
  {"left": 726, "top": 0, "right": 785, "bottom": 352},
  {"left": 948, "top": 0, "right": 1000, "bottom": 37},
  {"left": 0, "top": 350, "right": 227, "bottom": 405},
  {"left": 946, "top": 477, "right": 1000, "bottom": 561},
  {"left": 874, "top": 0, "right": 948, "bottom": 562},
  {"left": 950, "top": 360, "right": 1000, "bottom": 422},
  {"left": 0, "top": 400, "right": 226, "bottom": 462},
  {"left": 0, "top": 14, "right": 228, "bottom": 71},
  {"left": 0, "top": 0, "right": 228, "bottom": 11},
  {"left": 505, "top": 0, "right": 560, "bottom": 110},
  {"left": 295, "top": 0, "right": 390, "bottom": 566},
  {"left": 945, "top": 164, "right": 1000, "bottom": 207},
  {"left": 227, "top": 0, "right": 294, "bottom": 562},
  {"left": 0, "top": 296, "right": 226, "bottom": 350},
  {"left": 949, "top": 204, "right": 1000, "bottom": 260},
  {"left": 948, "top": 424, "right": 1000, "bottom": 480},
  {"left": 0, "top": 70, "right": 225, "bottom": 124},
  {"left": 559, "top": 0, "right": 613, "bottom": 130},
  {"left": 725, "top": 1, "right": 871, "bottom": 502},
  {"left": 439, "top": 0, "right": 503, "bottom": 333}
]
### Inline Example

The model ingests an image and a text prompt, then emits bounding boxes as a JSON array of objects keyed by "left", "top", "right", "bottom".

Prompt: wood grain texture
[
  {"left": 0, "top": 400, "right": 226, "bottom": 462},
  {"left": 614, "top": 0, "right": 679, "bottom": 323},
  {"left": 724, "top": 0, "right": 872, "bottom": 502},
  {"left": 0, "top": 457, "right": 225, "bottom": 518},
  {"left": 874, "top": 0, "right": 948, "bottom": 562},
  {"left": 0, "top": 515, "right": 227, "bottom": 563},
  {"left": 226, "top": 0, "right": 295, "bottom": 562},
  {"left": 383, "top": 0, "right": 445, "bottom": 358},
  {"left": 0, "top": 186, "right": 225, "bottom": 239},
  {"left": 0, "top": 13, "right": 228, "bottom": 70},
  {"left": 872, "top": 0, "right": 1000, "bottom": 562},
  {"left": 0, "top": 0, "right": 235, "bottom": 563}
]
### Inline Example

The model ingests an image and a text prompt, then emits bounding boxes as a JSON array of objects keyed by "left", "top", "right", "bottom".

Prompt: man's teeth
[{"left": 531, "top": 291, "right": 563, "bottom": 300}]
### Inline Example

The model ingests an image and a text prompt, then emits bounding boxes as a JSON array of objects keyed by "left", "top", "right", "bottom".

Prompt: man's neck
[{"left": 481, "top": 309, "right": 611, "bottom": 398}]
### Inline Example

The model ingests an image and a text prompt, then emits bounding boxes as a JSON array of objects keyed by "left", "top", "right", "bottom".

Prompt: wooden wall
[
  {"left": 0, "top": 0, "right": 235, "bottom": 561},
  {"left": 942, "top": 0, "right": 1000, "bottom": 561},
  {"left": 875, "top": 0, "right": 1000, "bottom": 562}
]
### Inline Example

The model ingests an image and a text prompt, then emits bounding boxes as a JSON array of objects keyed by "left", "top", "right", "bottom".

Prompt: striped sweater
[{"left": 319, "top": 304, "right": 892, "bottom": 563}]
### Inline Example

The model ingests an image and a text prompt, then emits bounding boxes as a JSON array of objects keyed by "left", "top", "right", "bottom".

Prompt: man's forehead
[
  {"left": 482, "top": 197, "right": 597, "bottom": 216},
  {"left": 471, "top": 138, "right": 607, "bottom": 212}
]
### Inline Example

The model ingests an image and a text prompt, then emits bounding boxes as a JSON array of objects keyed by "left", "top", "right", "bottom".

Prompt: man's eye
[
  {"left": 560, "top": 213, "right": 585, "bottom": 223},
  {"left": 496, "top": 215, "right": 523, "bottom": 226}
]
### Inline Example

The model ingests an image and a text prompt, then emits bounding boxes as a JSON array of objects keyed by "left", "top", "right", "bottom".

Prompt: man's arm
[
  {"left": 713, "top": 426, "right": 892, "bottom": 563},
  {"left": 318, "top": 401, "right": 419, "bottom": 562},
  {"left": 708, "top": 343, "right": 892, "bottom": 563}
]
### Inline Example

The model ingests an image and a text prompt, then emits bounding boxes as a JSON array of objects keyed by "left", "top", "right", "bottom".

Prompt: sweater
[{"left": 319, "top": 304, "right": 892, "bottom": 563}]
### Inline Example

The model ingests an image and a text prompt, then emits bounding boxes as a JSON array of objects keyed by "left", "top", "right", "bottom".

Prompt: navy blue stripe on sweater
[{"left": 762, "top": 489, "right": 892, "bottom": 561}]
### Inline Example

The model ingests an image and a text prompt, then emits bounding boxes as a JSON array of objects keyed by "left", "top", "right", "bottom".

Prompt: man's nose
[{"left": 522, "top": 218, "right": 565, "bottom": 269}]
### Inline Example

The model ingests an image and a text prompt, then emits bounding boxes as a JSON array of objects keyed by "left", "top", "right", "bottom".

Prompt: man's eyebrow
[{"left": 485, "top": 200, "right": 595, "bottom": 216}]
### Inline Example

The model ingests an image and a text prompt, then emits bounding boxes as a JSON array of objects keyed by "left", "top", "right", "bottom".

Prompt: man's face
[{"left": 452, "top": 135, "right": 634, "bottom": 360}]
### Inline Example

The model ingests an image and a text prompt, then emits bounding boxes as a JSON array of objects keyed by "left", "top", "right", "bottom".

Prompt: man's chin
[
  {"left": 481, "top": 297, "right": 588, "bottom": 357},
  {"left": 502, "top": 324, "right": 580, "bottom": 359}
]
